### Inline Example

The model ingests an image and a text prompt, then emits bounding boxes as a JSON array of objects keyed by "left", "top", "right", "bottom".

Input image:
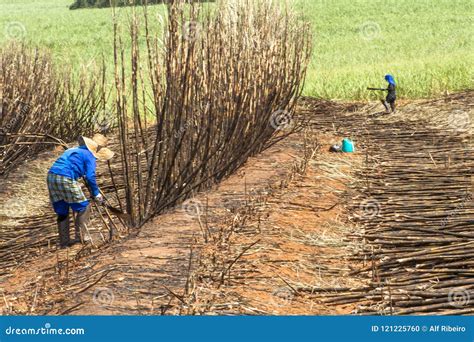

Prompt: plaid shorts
[{"left": 47, "top": 173, "right": 87, "bottom": 204}]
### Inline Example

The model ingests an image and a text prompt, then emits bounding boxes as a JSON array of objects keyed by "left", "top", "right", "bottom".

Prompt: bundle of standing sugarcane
[
  {"left": 0, "top": 43, "right": 106, "bottom": 177},
  {"left": 111, "top": 0, "right": 313, "bottom": 228}
]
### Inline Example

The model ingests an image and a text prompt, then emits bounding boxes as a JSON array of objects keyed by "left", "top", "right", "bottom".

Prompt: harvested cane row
[{"left": 306, "top": 91, "right": 474, "bottom": 315}]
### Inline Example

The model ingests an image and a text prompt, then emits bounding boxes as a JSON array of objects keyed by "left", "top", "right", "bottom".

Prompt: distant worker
[
  {"left": 47, "top": 134, "right": 114, "bottom": 248},
  {"left": 367, "top": 74, "right": 397, "bottom": 113}
]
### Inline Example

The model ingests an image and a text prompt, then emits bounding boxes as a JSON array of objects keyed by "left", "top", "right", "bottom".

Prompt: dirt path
[{"left": 182, "top": 132, "right": 366, "bottom": 315}]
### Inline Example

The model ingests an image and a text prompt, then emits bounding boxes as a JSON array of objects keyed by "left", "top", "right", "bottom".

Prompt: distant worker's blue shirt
[{"left": 49, "top": 146, "right": 100, "bottom": 197}]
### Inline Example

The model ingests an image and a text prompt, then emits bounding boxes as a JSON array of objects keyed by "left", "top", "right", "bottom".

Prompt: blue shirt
[{"left": 49, "top": 146, "right": 100, "bottom": 197}]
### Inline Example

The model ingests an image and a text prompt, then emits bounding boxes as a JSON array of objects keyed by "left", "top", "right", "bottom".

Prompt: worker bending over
[{"left": 47, "top": 134, "right": 114, "bottom": 248}]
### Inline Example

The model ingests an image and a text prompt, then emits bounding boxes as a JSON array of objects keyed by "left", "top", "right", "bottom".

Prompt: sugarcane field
[{"left": 0, "top": 0, "right": 474, "bottom": 331}]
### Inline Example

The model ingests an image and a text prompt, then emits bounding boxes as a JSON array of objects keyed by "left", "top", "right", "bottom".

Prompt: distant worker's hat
[{"left": 78, "top": 133, "right": 115, "bottom": 161}]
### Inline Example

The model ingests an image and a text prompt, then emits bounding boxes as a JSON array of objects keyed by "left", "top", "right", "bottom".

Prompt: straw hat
[{"left": 78, "top": 133, "right": 115, "bottom": 161}]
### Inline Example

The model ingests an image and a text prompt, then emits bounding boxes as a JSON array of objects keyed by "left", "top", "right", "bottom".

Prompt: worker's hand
[{"left": 94, "top": 193, "right": 105, "bottom": 205}]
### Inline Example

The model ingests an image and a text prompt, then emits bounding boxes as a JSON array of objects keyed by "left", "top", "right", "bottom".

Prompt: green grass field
[{"left": 0, "top": 0, "right": 473, "bottom": 100}]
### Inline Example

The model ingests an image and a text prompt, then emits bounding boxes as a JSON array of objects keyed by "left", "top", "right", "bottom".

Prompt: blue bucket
[{"left": 342, "top": 138, "right": 355, "bottom": 153}]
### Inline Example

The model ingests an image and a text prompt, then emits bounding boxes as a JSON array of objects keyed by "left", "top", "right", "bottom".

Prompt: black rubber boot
[
  {"left": 390, "top": 102, "right": 396, "bottom": 113},
  {"left": 74, "top": 206, "right": 92, "bottom": 244},
  {"left": 381, "top": 99, "right": 390, "bottom": 113},
  {"left": 57, "top": 215, "right": 70, "bottom": 248}
]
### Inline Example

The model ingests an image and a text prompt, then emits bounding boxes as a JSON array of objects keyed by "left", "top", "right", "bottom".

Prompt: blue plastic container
[{"left": 342, "top": 138, "right": 355, "bottom": 153}]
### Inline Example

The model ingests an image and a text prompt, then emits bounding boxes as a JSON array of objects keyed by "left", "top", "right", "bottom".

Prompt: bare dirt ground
[{"left": 0, "top": 92, "right": 472, "bottom": 315}]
